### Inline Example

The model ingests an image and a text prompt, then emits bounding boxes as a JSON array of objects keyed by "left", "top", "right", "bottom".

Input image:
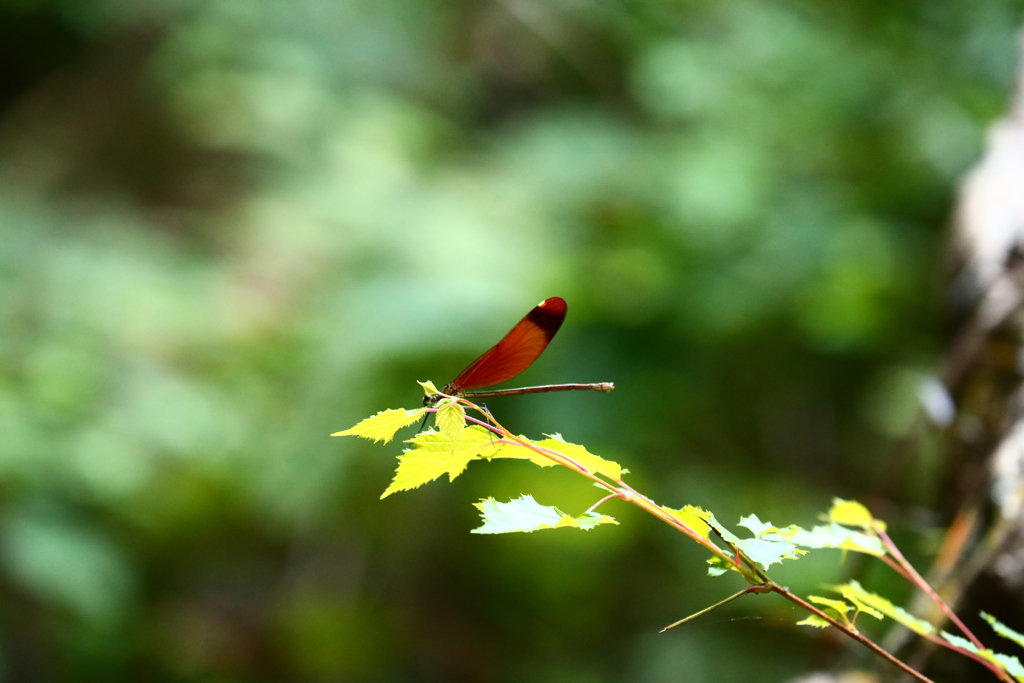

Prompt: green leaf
[
  {"left": 983, "top": 612, "right": 1024, "bottom": 651},
  {"left": 941, "top": 631, "right": 977, "bottom": 652},
  {"left": 435, "top": 399, "right": 466, "bottom": 441},
  {"left": 797, "top": 615, "right": 832, "bottom": 628},
  {"left": 942, "top": 631, "right": 1024, "bottom": 680},
  {"left": 739, "top": 514, "right": 884, "bottom": 556},
  {"left": 737, "top": 538, "right": 806, "bottom": 569},
  {"left": 380, "top": 426, "right": 498, "bottom": 498},
  {"left": 706, "top": 556, "right": 734, "bottom": 577},
  {"left": 332, "top": 408, "right": 428, "bottom": 443},
  {"left": 807, "top": 596, "right": 851, "bottom": 617},
  {"left": 801, "top": 596, "right": 854, "bottom": 629},
  {"left": 694, "top": 509, "right": 804, "bottom": 570},
  {"left": 696, "top": 509, "right": 741, "bottom": 544},
  {"left": 826, "top": 498, "right": 885, "bottom": 532},
  {"left": 471, "top": 495, "right": 618, "bottom": 534},
  {"left": 989, "top": 653, "right": 1024, "bottom": 680},
  {"left": 834, "top": 581, "right": 931, "bottom": 633}
]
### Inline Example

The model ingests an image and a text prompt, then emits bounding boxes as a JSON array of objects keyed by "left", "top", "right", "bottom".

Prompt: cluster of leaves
[{"left": 337, "top": 388, "right": 1024, "bottom": 683}]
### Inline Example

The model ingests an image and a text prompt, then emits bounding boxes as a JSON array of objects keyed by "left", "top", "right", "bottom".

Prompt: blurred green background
[{"left": 0, "top": 0, "right": 1021, "bottom": 681}]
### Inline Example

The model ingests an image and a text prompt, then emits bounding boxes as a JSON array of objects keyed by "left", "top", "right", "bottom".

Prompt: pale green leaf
[
  {"left": 380, "top": 426, "right": 498, "bottom": 498},
  {"left": 736, "top": 514, "right": 778, "bottom": 537},
  {"left": 694, "top": 509, "right": 804, "bottom": 570},
  {"left": 941, "top": 631, "right": 977, "bottom": 652},
  {"left": 989, "top": 653, "right": 1024, "bottom": 679},
  {"left": 332, "top": 408, "right": 428, "bottom": 443},
  {"left": 735, "top": 537, "right": 805, "bottom": 569},
  {"left": 942, "top": 631, "right": 1024, "bottom": 680},
  {"left": 739, "top": 514, "right": 884, "bottom": 556},
  {"left": 436, "top": 399, "right": 466, "bottom": 441},
  {"left": 983, "top": 612, "right": 1024, "bottom": 651},
  {"left": 471, "top": 495, "right": 618, "bottom": 534},
  {"left": 695, "top": 509, "right": 740, "bottom": 544}
]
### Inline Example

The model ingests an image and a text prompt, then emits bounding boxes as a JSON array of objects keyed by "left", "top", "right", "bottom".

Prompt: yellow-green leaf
[
  {"left": 418, "top": 380, "right": 440, "bottom": 396},
  {"left": 485, "top": 437, "right": 558, "bottom": 468},
  {"left": 436, "top": 399, "right": 466, "bottom": 441},
  {"left": 332, "top": 408, "right": 427, "bottom": 443},
  {"left": 797, "top": 615, "right": 832, "bottom": 629},
  {"left": 663, "top": 505, "right": 712, "bottom": 539},
  {"left": 826, "top": 499, "right": 885, "bottom": 532},
  {"left": 471, "top": 495, "right": 618, "bottom": 534},
  {"left": 834, "top": 581, "right": 931, "bottom": 633},
  {"left": 380, "top": 426, "right": 498, "bottom": 498},
  {"left": 808, "top": 596, "right": 851, "bottom": 617},
  {"left": 533, "top": 434, "right": 624, "bottom": 480}
]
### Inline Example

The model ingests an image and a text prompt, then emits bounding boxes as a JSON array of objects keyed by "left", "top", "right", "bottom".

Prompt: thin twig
[
  {"left": 661, "top": 585, "right": 770, "bottom": 632},
  {"left": 876, "top": 527, "right": 985, "bottom": 650},
  {"left": 584, "top": 493, "right": 620, "bottom": 515},
  {"left": 925, "top": 631, "right": 1017, "bottom": 681},
  {"left": 770, "top": 584, "right": 936, "bottom": 683}
]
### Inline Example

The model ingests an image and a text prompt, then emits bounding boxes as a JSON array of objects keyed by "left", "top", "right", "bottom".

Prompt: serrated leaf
[
  {"left": 332, "top": 408, "right": 428, "bottom": 443},
  {"left": 834, "top": 581, "right": 932, "bottom": 633},
  {"left": 826, "top": 499, "right": 885, "bottom": 532},
  {"left": 737, "top": 538, "right": 806, "bottom": 569},
  {"left": 990, "top": 653, "right": 1024, "bottom": 679},
  {"left": 942, "top": 631, "right": 977, "bottom": 652},
  {"left": 476, "top": 435, "right": 557, "bottom": 469},
  {"left": 470, "top": 495, "right": 618, "bottom": 534},
  {"left": 736, "top": 514, "right": 778, "bottom": 537},
  {"left": 797, "top": 615, "right": 832, "bottom": 628},
  {"left": 380, "top": 426, "right": 499, "bottom": 498},
  {"left": 808, "top": 596, "right": 851, "bottom": 617},
  {"left": 983, "top": 612, "right": 1024, "bottom": 651},
  {"left": 695, "top": 509, "right": 741, "bottom": 544},
  {"left": 663, "top": 506, "right": 712, "bottom": 539},
  {"left": 694, "top": 510, "right": 804, "bottom": 570},
  {"left": 739, "top": 514, "right": 884, "bottom": 556},
  {"left": 942, "top": 631, "right": 1024, "bottom": 680},
  {"left": 418, "top": 380, "right": 440, "bottom": 395},
  {"left": 534, "top": 434, "right": 624, "bottom": 480},
  {"left": 435, "top": 399, "right": 466, "bottom": 441},
  {"left": 706, "top": 556, "right": 734, "bottom": 577}
]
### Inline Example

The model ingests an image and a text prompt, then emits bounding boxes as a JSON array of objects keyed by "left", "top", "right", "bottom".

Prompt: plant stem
[
  {"left": 770, "top": 583, "right": 936, "bottom": 683},
  {"left": 469, "top": 402, "right": 750, "bottom": 578},
  {"left": 584, "top": 493, "right": 620, "bottom": 515},
  {"left": 460, "top": 400, "right": 957, "bottom": 682},
  {"left": 661, "top": 585, "right": 769, "bottom": 632},
  {"left": 926, "top": 632, "right": 1017, "bottom": 681},
  {"left": 876, "top": 527, "right": 986, "bottom": 650}
]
